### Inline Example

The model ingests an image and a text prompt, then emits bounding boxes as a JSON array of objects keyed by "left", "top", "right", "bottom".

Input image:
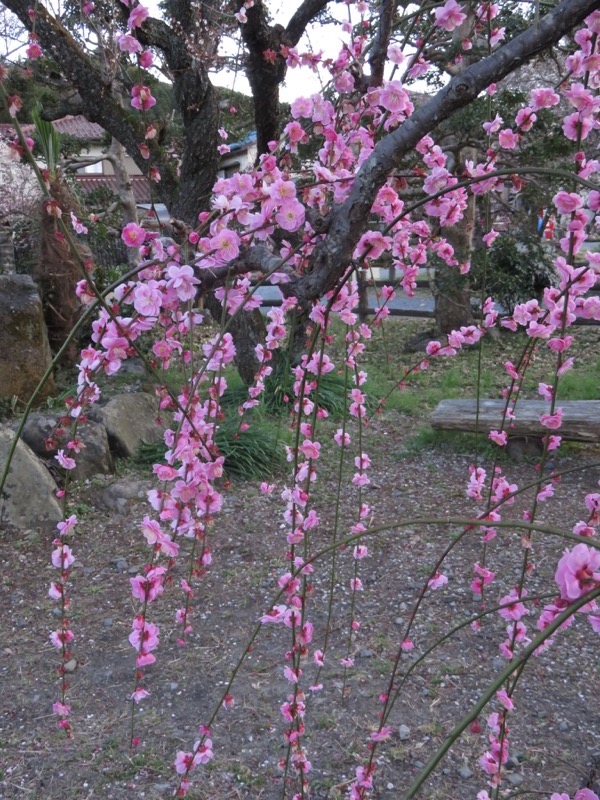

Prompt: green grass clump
[
  {"left": 221, "top": 361, "right": 377, "bottom": 417},
  {"left": 136, "top": 415, "right": 287, "bottom": 481},
  {"left": 555, "top": 359, "right": 600, "bottom": 400}
]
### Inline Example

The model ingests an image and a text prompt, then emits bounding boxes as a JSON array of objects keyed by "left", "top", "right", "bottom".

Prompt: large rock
[
  {"left": 101, "top": 478, "right": 154, "bottom": 514},
  {"left": 0, "top": 274, "right": 56, "bottom": 403},
  {"left": 0, "top": 425, "right": 62, "bottom": 531},
  {"left": 89, "top": 392, "right": 164, "bottom": 458},
  {"left": 18, "top": 413, "right": 114, "bottom": 480}
]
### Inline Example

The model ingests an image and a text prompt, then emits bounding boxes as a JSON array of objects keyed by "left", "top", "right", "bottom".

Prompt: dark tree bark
[
  {"left": 237, "top": 0, "right": 335, "bottom": 157},
  {"left": 434, "top": 146, "right": 476, "bottom": 334}
]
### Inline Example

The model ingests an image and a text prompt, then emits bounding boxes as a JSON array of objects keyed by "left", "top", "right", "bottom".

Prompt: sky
[{"left": 208, "top": 2, "right": 351, "bottom": 103}]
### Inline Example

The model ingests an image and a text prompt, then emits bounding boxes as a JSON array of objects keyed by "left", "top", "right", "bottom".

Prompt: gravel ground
[
  {"left": 1, "top": 415, "right": 599, "bottom": 800},
  {"left": 2, "top": 321, "right": 600, "bottom": 800}
]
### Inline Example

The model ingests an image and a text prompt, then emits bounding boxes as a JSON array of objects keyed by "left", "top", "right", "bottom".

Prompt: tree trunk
[
  {"left": 170, "top": 79, "right": 220, "bottom": 223},
  {"left": 434, "top": 148, "right": 476, "bottom": 334},
  {"left": 203, "top": 293, "right": 266, "bottom": 386}
]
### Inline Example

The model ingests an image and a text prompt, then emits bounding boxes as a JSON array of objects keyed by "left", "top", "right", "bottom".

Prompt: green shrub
[{"left": 470, "top": 233, "right": 556, "bottom": 313}]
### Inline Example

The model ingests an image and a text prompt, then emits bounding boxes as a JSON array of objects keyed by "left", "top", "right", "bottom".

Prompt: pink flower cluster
[{"left": 48, "top": 514, "right": 79, "bottom": 736}]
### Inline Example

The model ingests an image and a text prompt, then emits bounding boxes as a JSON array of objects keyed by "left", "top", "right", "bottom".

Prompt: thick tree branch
[
  {"left": 239, "top": 0, "right": 341, "bottom": 155},
  {"left": 288, "top": 0, "right": 600, "bottom": 305},
  {"left": 134, "top": 14, "right": 220, "bottom": 221},
  {"left": 2, "top": 0, "right": 181, "bottom": 207},
  {"left": 366, "top": 0, "right": 397, "bottom": 88},
  {"left": 285, "top": 0, "right": 333, "bottom": 46}
]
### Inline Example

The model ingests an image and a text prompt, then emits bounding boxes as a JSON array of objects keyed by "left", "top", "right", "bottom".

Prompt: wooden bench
[{"left": 430, "top": 400, "right": 600, "bottom": 456}]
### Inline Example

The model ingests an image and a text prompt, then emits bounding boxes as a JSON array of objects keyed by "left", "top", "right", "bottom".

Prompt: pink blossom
[
  {"left": 483, "top": 229, "right": 499, "bottom": 247},
  {"left": 283, "top": 120, "right": 306, "bottom": 148},
  {"left": 554, "top": 191, "right": 584, "bottom": 214},
  {"left": 499, "top": 588, "right": 528, "bottom": 621},
  {"left": 537, "top": 483, "right": 555, "bottom": 502},
  {"left": 575, "top": 790, "right": 600, "bottom": 800},
  {"left": 471, "top": 562, "right": 495, "bottom": 594},
  {"left": 538, "top": 382, "right": 553, "bottom": 401},
  {"left": 57, "top": 515, "right": 78, "bottom": 536},
  {"left": 75, "top": 280, "right": 96, "bottom": 306},
  {"left": 299, "top": 439, "right": 321, "bottom": 460},
  {"left": 49, "top": 582, "right": 63, "bottom": 600},
  {"left": 51, "top": 544, "right": 75, "bottom": 569},
  {"left": 49, "top": 628, "right": 74, "bottom": 648},
  {"left": 334, "top": 429, "right": 351, "bottom": 446},
  {"left": 379, "top": 81, "right": 410, "bottom": 113},
  {"left": 563, "top": 112, "right": 594, "bottom": 141},
  {"left": 530, "top": 87, "right": 560, "bottom": 110},
  {"left": 117, "top": 33, "right": 142, "bottom": 53},
  {"left": 26, "top": 42, "right": 43, "bottom": 59},
  {"left": 428, "top": 572, "right": 448, "bottom": 590},
  {"left": 129, "top": 620, "right": 160, "bottom": 652},
  {"left": 276, "top": 200, "right": 305, "bottom": 232},
  {"left": 566, "top": 83, "right": 596, "bottom": 114},
  {"left": 211, "top": 229, "right": 240, "bottom": 262},
  {"left": 540, "top": 409, "right": 563, "bottom": 429},
  {"left": 490, "top": 27, "right": 506, "bottom": 46},
  {"left": 483, "top": 114, "right": 502, "bottom": 135},
  {"left": 370, "top": 726, "right": 392, "bottom": 741},
  {"left": 387, "top": 43, "right": 405, "bottom": 64},
  {"left": 55, "top": 450, "right": 76, "bottom": 470},
  {"left": 489, "top": 430, "right": 507, "bottom": 446},
  {"left": 131, "top": 85, "right": 156, "bottom": 111},
  {"left": 121, "top": 222, "right": 147, "bottom": 247},
  {"left": 480, "top": 751, "right": 500, "bottom": 775},
  {"left": 515, "top": 106, "right": 536, "bottom": 131},
  {"left": 496, "top": 689, "right": 514, "bottom": 711},
  {"left": 433, "top": 0, "right": 466, "bottom": 31},
  {"left": 127, "top": 3, "right": 149, "bottom": 28},
  {"left": 498, "top": 128, "right": 519, "bottom": 149},
  {"left": 131, "top": 687, "right": 150, "bottom": 703},
  {"left": 555, "top": 543, "right": 600, "bottom": 601},
  {"left": 139, "top": 50, "right": 153, "bottom": 68},
  {"left": 166, "top": 264, "right": 199, "bottom": 301},
  {"left": 133, "top": 281, "right": 162, "bottom": 317},
  {"left": 291, "top": 96, "right": 313, "bottom": 118},
  {"left": 586, "top": 493, "right": 600, "bottom": 517},
  {"left": 504, "top": 360, "right": 519, "bottom": 380}
]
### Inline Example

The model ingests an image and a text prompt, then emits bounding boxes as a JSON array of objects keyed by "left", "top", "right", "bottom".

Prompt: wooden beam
[{"left": 430, "top": 400, "right": 600, "bottom": 442}]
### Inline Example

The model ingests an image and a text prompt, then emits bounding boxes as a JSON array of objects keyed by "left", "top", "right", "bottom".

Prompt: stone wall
[{"left": 0, "top": 273, "right": 56, "bottom": 403}]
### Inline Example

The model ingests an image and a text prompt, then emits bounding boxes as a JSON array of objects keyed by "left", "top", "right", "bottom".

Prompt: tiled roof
[
  {"left": 0, "top": 115, "right": 104, "bottom": 141},
  {"left": 0, "top": 122, "right": 34, "bottom": 138},
  {"left": 52, "top": 115, "right": 105, "bottom": 139},
  {"left": 74, "top": 174, "right": 154, "bottom": 204}
]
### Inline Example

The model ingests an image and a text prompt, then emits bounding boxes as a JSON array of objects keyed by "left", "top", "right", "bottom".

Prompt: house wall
[{"left": 77, "top": 145, "right": 142, "bottom": 176}]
